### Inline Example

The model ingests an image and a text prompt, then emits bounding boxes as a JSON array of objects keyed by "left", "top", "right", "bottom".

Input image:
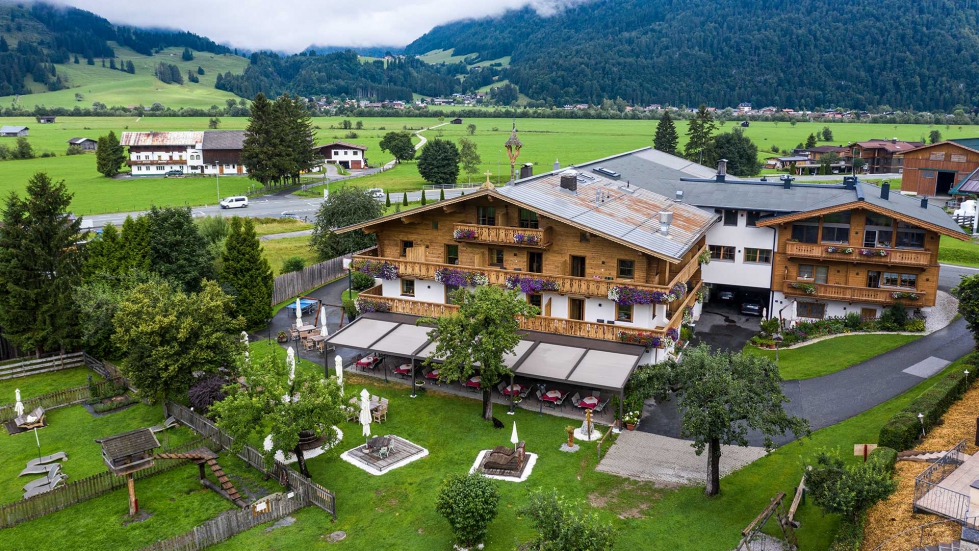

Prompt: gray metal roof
[
  {"left": 202, "top": 130, "right": 246, "bottom": 150},
  {"left": 0, "top": 126, "right": 27, "bottom": 132},
  {"left": 560, "top": 148, "right": 964, "bottom": 235}
]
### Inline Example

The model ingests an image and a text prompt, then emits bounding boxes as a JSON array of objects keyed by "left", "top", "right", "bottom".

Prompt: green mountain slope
[{"left": 404, "top": 0, "right": 979, "bottom": 111}]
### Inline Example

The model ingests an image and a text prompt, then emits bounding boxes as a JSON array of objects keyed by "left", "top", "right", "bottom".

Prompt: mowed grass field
[{"left": 3, "top": 116, "right": 979, "bottom": 214}]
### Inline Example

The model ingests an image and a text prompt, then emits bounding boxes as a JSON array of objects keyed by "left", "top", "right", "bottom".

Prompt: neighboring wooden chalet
[
  {"left": 67, "top": 137, "right": 98, "bottom": 151},
  {"left": 201, "top": 130, "right": 247, "bottom": 175},
  {"left": 35, "top": 115, "right": 56, "bottom": 124},
  {"left": 901, "top": 141, "right": 979, "bottom": 197},
  {"left": 0, "top": 125, "right": 28, "bottom": 137},
  {"left": 315, "top": 142, "right": 368, "bottom": 169},
  {"left": 844, "top": 139, "right": 923, "bottom": 174}
]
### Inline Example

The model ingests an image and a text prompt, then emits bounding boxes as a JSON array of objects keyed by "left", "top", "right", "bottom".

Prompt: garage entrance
[
  {"left": 936, "top": 171, "right": 955, "bottom": 196},
  {"left": 692, "top": 284, "right": 770, "bottom": 352}
]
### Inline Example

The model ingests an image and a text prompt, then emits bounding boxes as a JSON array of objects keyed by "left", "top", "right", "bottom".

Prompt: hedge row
[
  {"left": 878, "top": 365, "right": 974, "bottom": 450},
  {"left": 868, "top": 446, "right": 898, "bottom": 473}
]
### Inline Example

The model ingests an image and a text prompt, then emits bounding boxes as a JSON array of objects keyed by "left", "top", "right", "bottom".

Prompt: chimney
[
  {"left": 520, "top": 163, "right": 533, "bottom": 179},
  {"left": 843, "top": 176, "right": 856, "bottom": 190},
  {"left": 595, "top": 189, "right": 602, "bottom": 204},
  {"left": 881, "top": 182, "right": 890, "bottom": 200},
  {"left": 675, "top": 190, "right": 684, "bottom": 202},
  {"left": 559, "top": 170, "right": 578, "bottom": 192},
  {"left": 716, "top": 159, "right": 727, "bottom": 182},
  {"left": 920, "top": 197, "right": 929, "bottom": 209},
  {"left": 781, "top": 175, "right": 793, "bottom": 189},
  {"left": 553, "top": 158, "right": 560, "bottom": 171},
  {"left": 659, "top": 211, "right": 673, "bottom": 236},
  {"left": 891, "top": 137, "right": 898, "bottom": 143}
]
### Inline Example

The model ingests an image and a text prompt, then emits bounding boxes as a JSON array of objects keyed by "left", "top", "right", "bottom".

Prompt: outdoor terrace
[{"left": 781, "top": 281, "right": 926, "bottom": 305}]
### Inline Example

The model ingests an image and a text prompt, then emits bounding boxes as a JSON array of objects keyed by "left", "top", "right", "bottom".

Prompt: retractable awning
[{"left": 325, "top": 312, "right": 646, "bottom": 392}]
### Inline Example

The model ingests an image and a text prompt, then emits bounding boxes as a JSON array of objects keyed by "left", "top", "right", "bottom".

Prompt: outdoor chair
[
  {"left": 344, "top": 406, "right": 358, "bottom": 423},
  {"left": 535, "top": 389, "right": 543, "bottom": 402},
  {"left": 497, "top": 382, "right": 507, "bottom": 396},
  {"left": 594, "top": 398, "right": 610, "bottom": 417},
  {"left": 23, "top": 467, "right": 64, "bottom": 494},
  {"left": 373, "top": 402, "right": 388, "bottom": 423},
  {"left": 23, "top": 473, "right": 67, "bottom": 499},
  {"left": 19, "top": 462, "right": 61, "bottom": 477},
  {"left": 570, "top": 392, "right": 582, "bottom": 408},
  {"left": 25, "top": 452, "right": 67, "bottom": 469},
  {"left": 554, "top": 393, "right": 568, "bottom": 410},
  {"left": 592, "top": 390, "right": 601, "bottom": 398},
  {"left": 14, "top": 406, "right": 45, "bottom": 429},
  {"left": 303, "top": 338, "right": 315, "bottom": 352},
  {"left": 289, "top": 326, "right": 300, "bottom": 341},
  {"left": 519, "top": 385, "right": 531, "bottom": 398}
]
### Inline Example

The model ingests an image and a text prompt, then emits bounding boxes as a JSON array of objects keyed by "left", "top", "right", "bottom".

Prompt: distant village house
[
  {"left": 0, "top": 126, "right": 29, "bottom": 137},
  {"left": 315, "top": 142, "right": 368, "bottom": 169},
  {"left": 67, "top": 137, "right": 98, "bottom": 151}
]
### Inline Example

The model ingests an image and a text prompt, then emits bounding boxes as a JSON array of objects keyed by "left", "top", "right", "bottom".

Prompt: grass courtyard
[{"left": 744, "top": 333, "right": 922, "bottom": 380}]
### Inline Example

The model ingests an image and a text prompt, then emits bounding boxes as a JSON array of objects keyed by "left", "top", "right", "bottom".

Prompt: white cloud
[{"left": 50, "top": 0, "right": 586, "bottom": 53}]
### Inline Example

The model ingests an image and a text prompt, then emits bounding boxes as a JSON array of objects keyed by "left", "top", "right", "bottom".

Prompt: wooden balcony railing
[
  {"left": 782, "top": 281, "right": 926, "bottom": 305},
  {"left": 784, "top": 242, "right": 932, "bottom": 267},
  {"left": 453, "top": 223, "right": 552, "bottom": 248}
]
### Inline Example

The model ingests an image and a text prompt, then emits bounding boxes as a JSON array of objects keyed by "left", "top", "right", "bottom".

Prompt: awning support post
[
  {"left": 618, "top": 391, "right": 624, "bottom": 430},
  {"left": 410, "top": 358, "right": 417, "bottom": 398}
]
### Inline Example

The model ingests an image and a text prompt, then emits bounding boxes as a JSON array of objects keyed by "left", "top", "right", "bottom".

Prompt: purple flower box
[
  {"left": 434, "top": 267, "right": 488, "bottom": 287},
  {"left": 453, "top": 228, "right": 478, "bottom": 240},
  {"left": 353, "top": 259, "right": 399, "bottom": 280},
  {"left": 504, "top": 275, "right": 559, "bottom": 294},
  {"left": 513, "top": 233, "right": 541, "bottom": 245},
  {"left": 356, "top": 298, "right": 391, "bottom": 313},
  {"left": 858, "top": 248, "right": 888, "bottom": 257},
  {"left": 618, "top": 330, "right": 666, "bottom": 349}
]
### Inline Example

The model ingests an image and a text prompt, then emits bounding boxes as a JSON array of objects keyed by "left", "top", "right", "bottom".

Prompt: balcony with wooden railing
[
  {"left": 127, "top": 159, "right": 188, "bottom": 166},
  {"left": 782, "top": 280, "right": 926, "bottom": 305},
  {"left": 453, "top": 223, "right": 553, "bottom": 249},
  {"left": 357, "top": 280, "right": 700, "bottom": 345},
  {"left": 784, "top": 242, "right": 933, "bottom": 267}
]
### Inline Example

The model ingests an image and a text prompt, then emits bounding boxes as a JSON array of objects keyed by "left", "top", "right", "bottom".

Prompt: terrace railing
[
  {"left": 782, "top": 281, "right": 926, "bottom": 305},
  {"left": 784, "top": 242, "right": 933, "bottom": 267},
  {"left": 913, "top": 439, "right": 971, "bottom": 520}
]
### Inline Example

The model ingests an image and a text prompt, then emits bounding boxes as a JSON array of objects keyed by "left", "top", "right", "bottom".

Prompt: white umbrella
[
  {"left": 510, "top": 421, "right": 519, "bottom": 450},
  {"left": 320, "top": 306, "right": 329, "bottom": 337},
  {"left": 295, "top": 298, "right": 303, "bottom": 327},
  {"left": 286, "top": 347, "right": 296, "bottom": 384},
  {"left": 335, "top": 355, "right": 344, "bottom": 396},
  {"left": 359, "top": 388, "right": 372, "bottom": 440},
  {"left": 14, "top": 389, "right": 24, "bottom": 417}
]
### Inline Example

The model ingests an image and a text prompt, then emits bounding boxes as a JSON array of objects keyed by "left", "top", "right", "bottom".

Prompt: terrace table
[
  {"left": 464, "top": 376, "right": 481, "bottom": 391},
  {"left": 356, "top": 355, "right": 380, "bottom": 370},
  {"left": 424, "top": 369, "right": 440, "bottom": 379},
  {"left": 578, "top": 396, "right": 600, "bottom": 409},
  {"left": 393, "top": 364, "right": 412, "bottom": 377},
  {"left": 502, "top": 384, "right": 523, "bottom": 396},
  {"left": 541, "top": 389, "right": 564, "bottom": 403}
]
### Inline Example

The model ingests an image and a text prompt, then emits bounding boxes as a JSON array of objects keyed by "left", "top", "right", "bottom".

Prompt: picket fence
[
  {"left": 0, "top": 352, "right": 85, "bottom": 381},
  {"left": 0, "top": 378, "right": 124, "bottom": 423},
  {"left": 271, "top": 247, "right": 375, "bottom": 306},
  {"left": 0, "top": 437, "right": 217, "bottom": 529}
]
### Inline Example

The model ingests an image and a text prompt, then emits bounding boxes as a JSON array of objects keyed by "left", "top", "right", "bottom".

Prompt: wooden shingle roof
[{"left": 100, "top": 428, "right": 160, "bottom": 461}]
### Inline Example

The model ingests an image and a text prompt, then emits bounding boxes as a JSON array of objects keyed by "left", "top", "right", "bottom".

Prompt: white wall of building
[
  {"left": 770, "top": 291, "right": 931, "bottom": 324},
  {"left": 700, "top": 209, "right": 777, "bottom": 289}
]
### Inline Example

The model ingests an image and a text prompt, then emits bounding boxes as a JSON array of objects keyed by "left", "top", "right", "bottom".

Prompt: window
[
  {"left": 400, "top": 240, "right": 413, "bottom": 257},
  {"left": 865, "top": 213, "right": 893, "bottom": 227},
  {"left": 528, "top": 252, "right": 543, "bottom": 273},
  {"left": 823, "top": 212, "right": 851, "bottom": 224},
  {"left": 401, "top": 279, "right": 415, "bottom": 297},
  {"left": 489, "top": 248, "right": 504, "bottom": 265},
  {"left": 477, "top": 206, "right": 496, "bottom": 226},
  {"left": 821, "top": 226, "right": 850, "bottom": 243},
  {"left": 519, "top": 209, "right": 539, "bottom": 229},
  {"left": 570, "top": 256, "right": 586, "bottom": 277},
  {"left": 445, "top": 245, "right": 459, "bottom": 265},
  {"left": 797, "top": 302, "right": 826, "bottom": 319},
  {"left": 883, "top": 272, "right": 900, "bottom": 286},
  {"left": 815, "top": 266, "right": 828, "bottom": 284},
  {"left": 791, "top": 224, "right": 819, "bottom": 243},
  {"left": 723, "top": 209, "right": 739, "bottom": 226},
  {"left": 333, "top": 150, "right": 339, "bottom": 156},
  {"left": 709, "top": 245, "right": 735, "bottom": 261},
  {"left": 617, "top": 259, "right": 635, "bottom": 279},
  {"left": 896, "top": 223, "right": 925, "bottom": 249},
  {"left": 922, "top": 171, "right": 936, "bottom": 179},
  {"left": 446, "top": 284, "right": 461, "bottom": 304},
  {"left": 743, "top": 248, "right": 772, "bottom": 263},
  {"left": 900, "top": 273, "right": 918, "bottom": 288},
  {"left": 746, "top": 211, "right": 773, "bottom": 226},
  {"left": 798, "top": 264, "right": 814, "bottom": 279},
  {"left": 616, "top": 303, "right": 633, "bottom": 322},
  {"left": 432, "top": 220, "right": 439, "bottom": 229}
]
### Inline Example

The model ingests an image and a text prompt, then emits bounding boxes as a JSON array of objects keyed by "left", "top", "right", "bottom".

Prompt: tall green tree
[
  {"left": 120, "top": 214, "right": 151, "bottom": 272},
  {"left": 821, "top": 126, "right": 833, "bottom": 142},
  {"left": 146, "top": 207, "right": 214, "bottom": 292},
  {"left": 709, "top": 128, "right": 761, "bottom": 176},
  {"left": 241, "top": 93, "right": 280, "bottom": 187},
  {"left": 422, "top": 286, "right": 537, "bottom": 420},
  {"left": 181, "top": 47, "right": 194, "bottom": 61},
  {"left": 653, "top": 111, "right": 679, "bottom": 156},
  {"left": 672, "top": 345, "right": 809, "bottom": 496},
  {"left": 83, "top": 222, "right": 123, "bottom": 277},
  {"left": 274, "top": 94, "right": 317, "bottom": 184},
  {"left": 95, "top": 131, "right": 125, "bottom": 177},
  {"left": 379, "top": 131, "right": 416, "bottom": 163},
  {"left": 75, "top": 270, "right": 168, "bottom": 360},
  {"left": 954, "top": 274, "right": 979, "bottom": 344},
  {"left": 310, "top": 187, "right": 383, "bottom": 260},
  {"left": 805, "top": 133, "right": 818, "bottom": 149},
  {"left": 0, "top": 173, "right": 84, "bottom": 356},
  {"left": 684, "top": 105, "right": 716, "bottom": 163},
  {"left": 417, "top": 138, "right": 460, "bottom": 188},
  {"left": 221, "top": 217, "right": 273, "bottom": 328},
  {"left": 929, "top": 130, "right": 943, "bottom": 144},
  {"left": 805, "top": 449, "right": 896, "bottom": 522},
  {"left": 211, "top": 350, "right": 345, "bottom": 478},
  {"left": 458, "top": 137, "right": 482, "bottom": 183},
  {"left": 113, "top": 279, "right": 245, "bottom": 402}
]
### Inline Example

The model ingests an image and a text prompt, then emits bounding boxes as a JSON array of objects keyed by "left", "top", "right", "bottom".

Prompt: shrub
[
  {"left": 520, "top": 489, "right": 617, "bottom": 551},
  {"left": 904, "top": 318, "right": 926, "bottom": 332},
  {"left": 806, "top": 449, "right": 896, "bottom": 522},
  {"left": 188, "top": 374, "right": 227, "bottom": 413},
  {"left": 760, "top": 316, "right": 780, "bottom": 336},
  {"left": 868, "top": 446, "right": 898, "bottom": 473},
  {"left": 92, "top": 395, "right": 138, "bottom": 413},
  {"left": 878, "top": 303, "right": 908, "bottom": 331},
  {"left": 342, "top": 298, "right": 358, "bottom": 321},
  {"left": 844, "top": 312, "right": 862, "bottom": 330},
  {"left": 435, "top": 472, "right": 500, "bottom": 547},
  {"left": 66, "top": 144, "right": 84, "bottom": 155},
  {"left": 280, "top": 256, "right": 306, "bottom": 274},
  {"left": 878, "top": 369, "right": 973, "bottom": 450},
  {"left": 351, "top": 271, "right": 375, "bottom": 292}
]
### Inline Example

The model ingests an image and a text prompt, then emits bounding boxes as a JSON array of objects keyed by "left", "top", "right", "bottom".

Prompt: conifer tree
[
  {"left": 241, "top": 93, "right": 279, "bottom": 188},
  {"left": 83, "top": 223, "right": 123, "bottom": 277},
  {"left": 146, "top": 207, "right": 214, "bottom": 292},
  {"left": 385, "top": 192, "right": 391, "bottom": 207},
  {"left": 653, "top": 111, "right": 679, "bottom": 156},
  {"left": 440, "top": 188, "right": 445, "bottom": 201},
  {"left": 95, "top": 131, "right": 126, "bottom": 177},
  {"left": 806, "top": 133, "right": 818, "bottom": 149},
  {"left": 120, "top": 215, "right": 151, "bottom": 272},
  {"left": 220, "top": 217, "right": 273, "bottom": 328},
  {"left": 402, "top": 192, "right": 408, "bottom": 206},
  {"left": 684, "top": 105, "right": 717, "bottom": 163},
  {"left": 0, "top": 36, "right": 8, "bottom": 53},
  {"left": 421, "top": 190, "right": 427, "bottom": 206}
]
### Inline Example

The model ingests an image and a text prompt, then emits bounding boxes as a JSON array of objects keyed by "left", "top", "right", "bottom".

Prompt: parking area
[{"left": 690, "top": 301, "right": 762, "bottom": 352}]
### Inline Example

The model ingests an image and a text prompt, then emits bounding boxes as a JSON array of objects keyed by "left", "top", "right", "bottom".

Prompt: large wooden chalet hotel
[{"left": 324, "top": 144, "right": 967, "bottom": 400}]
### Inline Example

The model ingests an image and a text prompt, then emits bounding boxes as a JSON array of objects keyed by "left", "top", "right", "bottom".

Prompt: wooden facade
[{"left": 901, "top": 142, "right": 979, "bottom": 196}]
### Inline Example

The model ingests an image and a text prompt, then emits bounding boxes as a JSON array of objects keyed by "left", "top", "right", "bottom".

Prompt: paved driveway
[{"left": 690, "top": 302, "right": 761, "bottom": 352}]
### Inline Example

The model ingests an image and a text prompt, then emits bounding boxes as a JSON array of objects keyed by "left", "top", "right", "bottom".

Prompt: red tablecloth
[
  {"left": 464, "top": 376, "right": 481, "bottom": 388},
  {"left": 425, "top": 369, "right": 440, "bottom": 379},
  {"left": 356, "top": 356, "right": 378, "bottom": 367},
  {"left": 579, "top": 396, "right": 600, "bottom": 409},
  {"left": 541, "top": 389, "right": 564, "bottom": 403},
  {"left": 394, "top": 364, "right": 412, "bottom": 375},
  {"left": 502, "top": 384, "right": 523, "bottom": 396}
]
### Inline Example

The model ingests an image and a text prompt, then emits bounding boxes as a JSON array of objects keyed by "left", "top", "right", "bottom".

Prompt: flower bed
[
  {"left": 825, "top": 246, "right": 854, "bottom": 254},
  {"left": 504, "top": 275, "right": 559, "bottom": 294},
  {"left": 859, "top": 248, "right": 889, "bottom": 257},
  {"left": 434, "top": 267, "right": 488, "bottom": 287},
  {"left": 752, "top": 310, "right": 927, "bottom": 349},
  {"left": 353, "top": 259, "right": 399, "bottom": 280},
  {"left": 513, "top": 233, "right": 540, "bottom": 245},
  {"left": 608, "top": 282, "right": 686, "bottom": 305},
  {"left": 355, "top": 298, "right": 391, "bottom": 313},
  {"left": 789, "top": 282, "right": 816, "bottom": 295},
  {"left": 453, "top": 228, "right": 477, "bottom": 240}
]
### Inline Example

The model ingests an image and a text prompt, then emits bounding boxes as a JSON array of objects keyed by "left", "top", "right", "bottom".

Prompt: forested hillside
[{"left": 405, "top": 0, "right": 979, "bottom": 111}]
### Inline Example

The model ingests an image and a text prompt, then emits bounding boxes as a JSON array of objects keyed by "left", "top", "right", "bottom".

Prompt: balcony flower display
[
  {"left": 504, "top": 275, "right": 559, "bottom": 294},
  {"left": 617, "top": 330, "right": 666, "bottom": 348},
  {"left": 513, "top": 233, "right": 540, "bottom": 245},
  {"left": 789, "top": 282, "right": 817, "bottom": 295},
  {"left": 666, "top": 327, "right": 680, "bottom": 342},
  {"left": 434, "top": 267, "right": 488, "bottom": 287},
  {"left": 608, "top": 286, "right": 667, "bottom": 305},
  {"left": 453, "top": 228, "right": 477, "bottom": 240},
  {"left": 890, "top": 291, "right": 920, "bottom": 300},
  {"left": 858, "top": 248, "right": 888, "bottom": 257},
  {"left": 353, "top": 259, "right": 399, "bottom": 280},
  {"left": 698, "top": 249, "right": 711, "bottom": 265},
  {"left": 671, "top": 282, "right": 687, "bottom": 302},
  {"left": 355, "top": 298, "right": 391, "bottom": 313},
  {"left": 825, "top": 246, "right": 854, "bottom": 254}
]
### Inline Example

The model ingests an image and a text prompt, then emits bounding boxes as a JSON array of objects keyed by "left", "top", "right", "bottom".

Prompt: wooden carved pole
[{"left": 127, "top": 473, "right": 138, "bottom": 516}]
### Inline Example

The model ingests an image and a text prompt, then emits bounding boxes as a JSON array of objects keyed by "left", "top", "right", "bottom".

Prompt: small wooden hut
[{"left": 100, "top": 428, "right": 160, "bottom": 515}]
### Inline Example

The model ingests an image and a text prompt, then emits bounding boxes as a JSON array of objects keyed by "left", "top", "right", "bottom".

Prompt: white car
[
  {"left": 219, "top": 196, "right": 249, "bottom": 209},
  {"left": 367, "top": 188, "right": 385, "bottom": 200}
]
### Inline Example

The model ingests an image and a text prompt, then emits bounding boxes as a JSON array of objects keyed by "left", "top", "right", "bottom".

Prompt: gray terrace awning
[{"left": 325, "top": 312, "right": 646, "bottom": 392}]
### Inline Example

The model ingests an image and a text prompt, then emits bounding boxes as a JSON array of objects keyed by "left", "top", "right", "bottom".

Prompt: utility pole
[{"left": 216, "top": 174, "right": 220, "bottom": 203}]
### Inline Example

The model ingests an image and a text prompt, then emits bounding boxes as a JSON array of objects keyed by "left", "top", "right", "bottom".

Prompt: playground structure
[{"left": 735, "top": 487, "right": 802, "bottom": 551}]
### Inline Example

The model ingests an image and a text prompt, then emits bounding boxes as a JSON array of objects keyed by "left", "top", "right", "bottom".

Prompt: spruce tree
[
  {"left": 385, "top": 192, "right": 391, "bottom": 207},
  {"left": 402, "top": 192, "right": 408, "bottom": 206},
  {"left": 241, "top": 93, "right": 280, "bottom": 188},
  {"left": 96, "top": 131, "right": 126, "bottom": 177},
  {"left": 439, "top": 188, "right": 445, "bottom": 201},
  {"left": 684, "top": 105, "right": 717, "bottom": 163},
  {"left": 653, "top": 111, "right": 679, "bottom": 156},
  {"left": 120, "top": 215, "right": 151, "bottom": 272},
  {"left": 421, "top": 190, "right": 427, "bottom": 206},
  {"left": 221, "top": 217, "right": 273, "bottom": 328},
  {"left": 146, "top": 207, "right": 214, "bottom": 292},
  {"left": 274, "top": 94, "right": 317, "bottom": 185},
  {"left": 805, "top": 133, "right": 818, "bottom": 149},
  {"left": 83, "top": 223, "right": 123, "bottom": 277},
  {"left": 0, "top": 173, "right": 83, "bottom": 355},
  {"left": 0, "top": 36, "right": 8, "bottom": 53}
]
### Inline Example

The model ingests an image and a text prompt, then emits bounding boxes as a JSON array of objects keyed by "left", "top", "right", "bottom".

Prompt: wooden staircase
[{"left": 154, "top": 448, "right": 248, "bottom": 509}]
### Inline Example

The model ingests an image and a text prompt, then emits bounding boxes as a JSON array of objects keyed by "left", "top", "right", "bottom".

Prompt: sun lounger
[
  {"left": 25, "top": 452, "right": 67, "bottom": 468},
  {"left": 23, "top": 473, "right": 67, "bottom": 499},
  {"left": 23, "top": 467, "right": 64, "bottom": 493},
  {"left": 484, "top": 441, "right": 526, "bottom": 472},
  {"left": 14, "top": 406, "right": 45, "bottom": 429},
  {"left": 19, "top": 462, "right": 61, "bottom": 477},
  {"left": 149, "top": 416, "right": 178, "bottom": 433}
]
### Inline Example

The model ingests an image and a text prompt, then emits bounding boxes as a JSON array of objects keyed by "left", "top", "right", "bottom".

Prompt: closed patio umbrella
[
  {"left": 511, "top": 421, "right": 518, "bottom": 451},
  {"left": 335, "top": 355, "right": 344, "bottom": 396},
  {"left": 14, "top": 389, "right": 24, "bottom": 417},
  {"left": 241, "top": 331, "right": 250, "bottom": 363},
  {"left": 359, "top": 388, "right": 372, "bottom": 440},
  {"left": 286, "top": 347, "right": 296, "bottom": 384},
  {"left": 295, "top": 298, "right": 303, "bottom": 327},
  {"left": 320, "top": 306, "right": 329, "bottom": 337}
]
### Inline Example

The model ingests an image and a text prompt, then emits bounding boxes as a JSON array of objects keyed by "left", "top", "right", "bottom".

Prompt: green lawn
[
  {"left": 0, "top": 367, "right": 102, "bottom": 402},
  {"left": 252, "top": 218, "right": 313, "bottom": 237},
  {"left": 207, "top": 344, "right": 974, "bottom": 551},
  {"left": 744, "top": 333, "right": 922, "bottom": 380},
  {"left": 938, "top": 235, "right": 979, "bottom": 268},
  {"left": 261, "top": 236, "right": 317, "bottom": 276}
]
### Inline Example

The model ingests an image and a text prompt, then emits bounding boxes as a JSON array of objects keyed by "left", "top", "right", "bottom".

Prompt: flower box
[
  {"left": 453, "top": 228, "right": 477, "bottom": 240},
  {"left": 513, "top": 233, "right": 541, "bottom": 245},
  {"left": 825, "top": 246, "right": 854, "bottom": 254},
  {"left": 890, "top": 291, "right": 920, "bottom": 300},
  {"left": 355, "top": 298, "right": 391, "bottom": 313},
  {"left": 352, "top": 259, "right": 399, "bottom": 280},
  {"left": 858, "top": 248, "right": 889, "bottom": 257},
  {"left": 789, "top": 282, "right": 816, "bottom": 295},
  {"left": 434, "top": 267, "right": 488, "bottom": 287},
  {"left": 504, "top": 275, "right": 559, "bottom": 294}
]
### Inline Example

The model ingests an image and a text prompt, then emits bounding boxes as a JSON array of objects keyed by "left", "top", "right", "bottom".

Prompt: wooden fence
[
  {"left": 271, "top": 247, "right": 375, "bottom": 306},
  {"left": 84, "top": 354, "right": 135, "bottom": 392},
  {"left": 0, "top": 378, "right": 125, "bottom": 423},
  {"left": 140, "top": 493, "right": 306, "bottom": 551},
  {"left": 0, "top": 352, "right": 85, "bottom": 381},
  {"left": 164, "top": 402, "right": 336, "bottom": 517},
  {"left": 0, "top": 437, "right": 218, "bottom": 529}
]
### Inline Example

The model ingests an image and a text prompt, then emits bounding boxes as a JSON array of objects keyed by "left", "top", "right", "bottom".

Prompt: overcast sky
[{"left": 53, "top": 0, "right": 584, "bottom": 53}]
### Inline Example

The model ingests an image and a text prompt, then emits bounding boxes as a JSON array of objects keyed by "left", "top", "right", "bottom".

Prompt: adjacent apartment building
[
  {"left": 844, "top": 138, "right": 923, "bottom": 174},
  {"left": 121, "top": 130, "right": 249, "bottom": 176}
]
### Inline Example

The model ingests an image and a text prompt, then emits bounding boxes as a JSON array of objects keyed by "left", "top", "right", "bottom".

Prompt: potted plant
[
  {"left": 623, "top": 411, "right": 640, "bottom": 430},
  {"left": 276, "top": 331, "right": 288, "bottom": 343},
  {"left": 565, "top": 425, "right": 576, "bottom": 447}
]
